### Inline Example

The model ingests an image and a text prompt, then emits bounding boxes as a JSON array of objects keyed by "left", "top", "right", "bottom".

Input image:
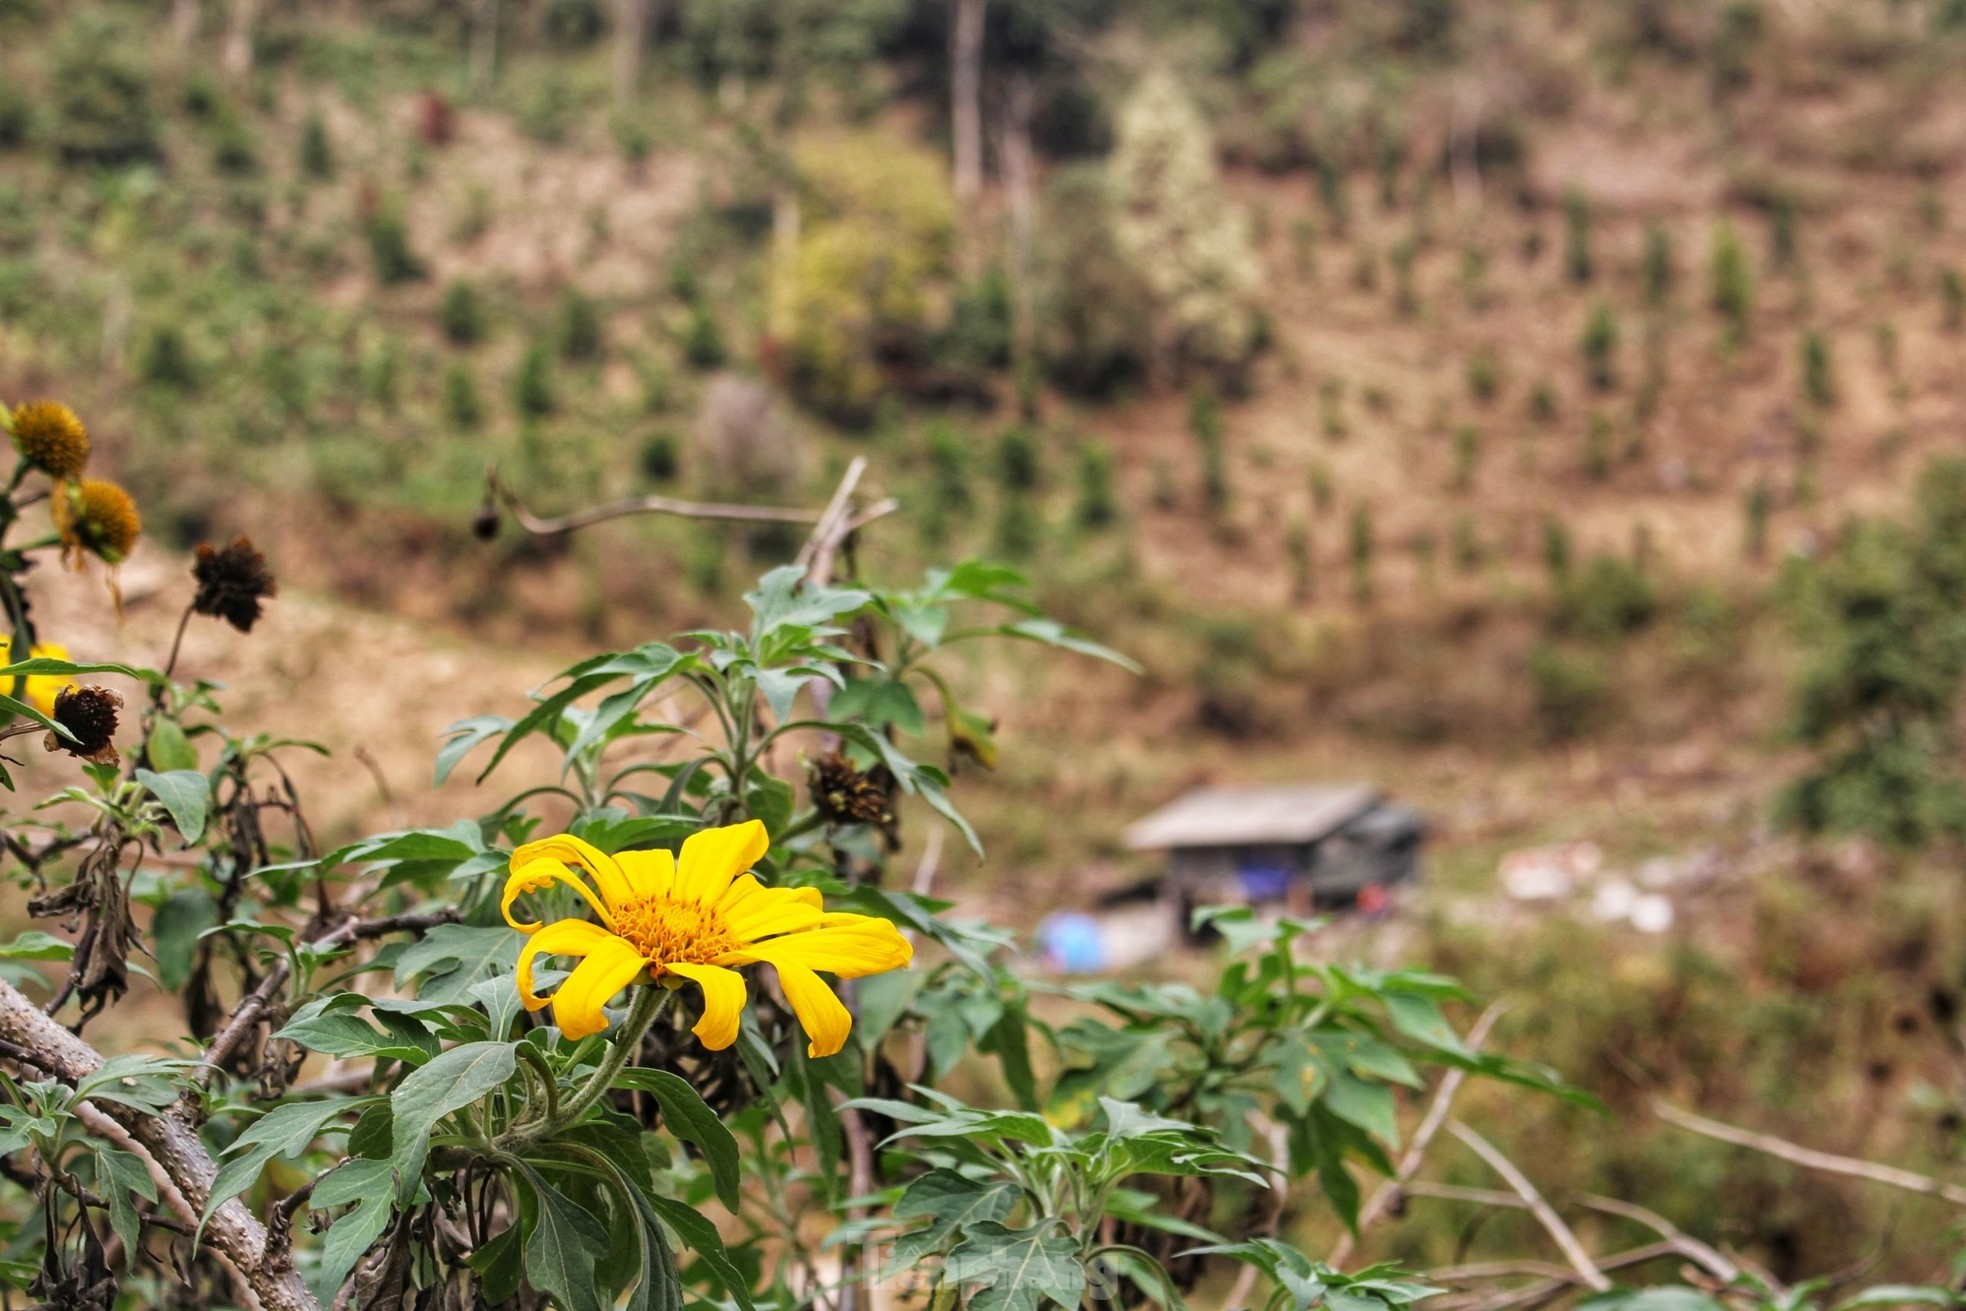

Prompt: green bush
[
  {"left": 1557, "top": 553, "right": 1657, "bottom": 639},
  {"left": 684, "top": 303, "right": 726, "bottom": 370},
  {"left": 1452, "top": 424, "right": 1480, "bottom": 491},
  {"left": 1542, "top": 516, "right": 1573, "bottom": 584},
  {"left": 1711, "top": 219, "right": 1754, "bottom": 340},
  {"left": 440, "top": 280, "right": 485, "bottom": 347},
  {"left": 365, "top": 207, "right": 426, "bottom": 285},
  {"left": 1073, "top": 441, "right": 1118, "bottom": 530},
  {"left": 1940, "top": 266, "right": 1964, "bottom": 332},
  {"left": 137, "top": 325, "right": 198, "bottom": 392},
  {"left": 940, "top": 266, "right": 1013, "bottom": 372},
  {"left": 1581, "top": 303, "right": 1619, "bottom": 390},
  {"left": 558, "top": 288, "right": 604, "bottom": 362},
  {"left": 1800, "top": 329, "right": 1834, "bottom": 408},
  {"left": 1349, "top": 502, "right": 1375, "bottom": 603},
  {"left": 1564, "top": 188, "right": 1593, "bottom": 283},
  {"left": 1530, "top": 641, "right": 1614, "bottom": 740},
  {"left": 298, "top": 113, "right": 334, "bottom": 179},
  {"left": 639, "top": 430, "right": 679, "bottom": 483},
  {"left": 0, "top": 78, "right": 29, "bottom": 149},
  {"left": 48, "top": 15, "right": 158, "bottom": 165},
  {"left": 444, "top": 364, "right": 483, "bottom": 429},
  {"left": 513, "top": 341, "right": 556, "bottom": 417},
  {"left": 1190, "top": 387, "right": 1229, "bottom": 513},
  {"left": 995, "top": 425, "right": 1040, "bottom": 492},
  {"left": 1642, "top": 221, "right": 1674, "bottom": 304},
  {"left": 1467, "top": 348, "right": 1500, "bottom": 403}
]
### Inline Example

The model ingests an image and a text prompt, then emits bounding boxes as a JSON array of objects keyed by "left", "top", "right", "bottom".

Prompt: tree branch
[
  {"left": 1654, "top": 1099, "right": 1966, "bottom": 1208},
  {"left": 487, "top": 463, "right": 820, "bottom": 535},
  {"left": 1449, "top": 1121, "right": 1611, "bottom": 1293},
  {"left": 0, "top": 976, "right": 320, "bottom": 1311},
  {"left": 1578, "top": 1194, "right": 1741, "bottom": 1283}
]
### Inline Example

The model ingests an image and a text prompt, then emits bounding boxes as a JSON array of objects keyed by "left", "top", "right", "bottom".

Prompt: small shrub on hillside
[
  {"left": 1452, "top": 425, "right": 1480, "bottom": 491},
  {"left": 1585, "top": 413, "right": 1615, "bottom": 480},
  {"left": 1073, "top": 441, "right": 1118, "bottom": 530},
  {"left": 1315, "top": 150, "right": 1349, "bottom": 232},
  {"left": 138, "top": 325, "right": 198, "bottom": 392},
  {"left": 1467, "top": 348, "right": 1499, "bottom": 403},
  {"left": 1349, "top": 502, "right": 1375, "bottom": 603},
  {"left": 1769, "top": 195, "right": 1798, "bottom": 271},
  {"left": 941, "top": 267, "right": 1013, "bottom": 372},
  {"left": 1189, "top": 387, "right": 1229, "bottom": 513},
  {"left": 440, "top": 280, "right": 485, "bottom": 347},
  {"left": 1557, "top": 553, "right": 1657, "bottom": 638},
  {"left": 1530, "top": 380, "right": 1559, "bottom": 424},
  {"left": 639, "top": 430, "right": 679, "bottom": 483},
  {"left": 48, "top": 16, "right": 158, "bottom": 165},
  {"left": 1643, "top": 221, "right": 1674, "bottom": 305},
  {"left": 519, "top": 78, "right": 574, "bottom": 145},
  {"left": 684, "top": 302, "right": 726, "bottom": 371},
  {"left": 444, "top": 364, "right": 483, "bottom": 429},
  {"left": 1711, "top": 219, "right": 1754, "bottom": 341},
  {"left": 994, "top": 425, "right": 1040, "bottom": 492},
  {"left": 1287, "top": 517, "right": 1313, "bottom": 601},
  {"left": 298, "top": 112, "right": 334, "bottom": 178},
  {"left": 1461, "top": 244, "right": 1489, "bottom": 311},
  {"left": 365, "top": 208, "right": 426, "bottom": 285},
  {"left": 1542, "top": 516, "right": 1573, "bottom": 584},
  {"left": 513, "top": 341, "right": 556, "bottom": 418},
  {"left": 1581, "top": 302, "right": 1619, "bottom": 390},
  {"left": 1308, "top": 459, "right": 1334, "bottom": 512},
  {"left": 925, "top": 423, "right": 972, "bottom": 516},
  {"left": 558, "top": 288, "right": 604, "bottom": 362},
  {"left": 1710, "top": 0, "right": 1763, "bottom": 93},
  {"left": 0, "top": 80, "right": 30, "bottom": 149},
  {"left": 994, "top": 489, "right": 1041, "bottom": 559},
  {"left": 1786, "top": 458, "right": 1966, "bottom": 844},
  {"left": 1389, "top": 237, "right": 1418, "bottom": 316},
  {"left": 1941, "top": 266, "right": 1964, "bottom": 332},
  {"left": 1799, "top": 329, "right": 1834, "bottom": 408},
  {"left": 1743, "top": 479, "right": 1772, "bottom": 560},
  {"left": 1451, "top": 513, "right": 1482, "bottom": 573},
  {"left": 1531, "top": 641, "right": 1614, "bottom": 740},
  {"left": 1564, "top": 188, "right": 1593, "bottom": 284}
]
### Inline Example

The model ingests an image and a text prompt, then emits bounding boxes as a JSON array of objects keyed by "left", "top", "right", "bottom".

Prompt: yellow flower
[
  {"left": 53, "top": 479, "right": 141, "bottom": 566},
  {"left": 9, "top": 401, "right": 90, "bottom": 480},
  {"left": 0, "top": 640, "right": 74, "bottom": 716},
  {"left": 504, "top": 819, "right": 912, "bottom": 1056}
]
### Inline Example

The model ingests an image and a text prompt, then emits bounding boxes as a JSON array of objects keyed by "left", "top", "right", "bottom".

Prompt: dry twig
[
  {"left": 1654, "top": 1100, "right": 1966, "bottom": 1208},
  {"left": 1449, "top": 1121, "right": 1611, "bottom": 1293}
]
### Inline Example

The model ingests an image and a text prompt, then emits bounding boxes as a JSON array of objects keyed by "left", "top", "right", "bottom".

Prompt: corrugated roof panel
[{"left": 1123, "top": 783, "right": 1382, "bottom": 850}]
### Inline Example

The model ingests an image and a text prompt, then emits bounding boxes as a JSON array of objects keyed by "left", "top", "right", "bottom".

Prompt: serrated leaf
[
  {"left": 394, "top": 924, "right": 521, "bottom": 1004},
  {"left": 204, "top": 1100, "right": 359, "bottom": 1229},
  {"left": 944, "top": 1221, "right": 1084, "bottom": 1311},
  {"left": 150, "top": 890, "right": 217, "bottom": 993},
  {"left": 515, "top": 1164, "right": 611, "bottom": 1311},
  {"left": 643, "top": 1192, "right": 757, "bottom": 1311},
  {"left": 307, "top": 1159, "right": 396, "bottom": 1302}
]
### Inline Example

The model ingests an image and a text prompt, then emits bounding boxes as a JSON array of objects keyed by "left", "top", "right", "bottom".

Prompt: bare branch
[
  {"left": 0, "top": 976, "right": 319, "bottom": 1311},
  {"left": 1654, "top": 1100, "right": 1966, "bottom": 1208},
  {"left": 1449, "top": 1121, "right": 1611, "bottom": 1293},
  {"left": 1403, "top": 1181, "right": 1529, "bottom": 1209},
  {"left": 1579, "top": 1194, "right": 1741, "bottom": 1283},
  {"left": 1331, "top": 1002, "right": 1507, "bottom": 1267},
  {"left": 1434, "top": 1244, "right": 1681, "bottom": 1311},
  {"left": 486, "top": 463, "right": 821, "bottom": 536}
]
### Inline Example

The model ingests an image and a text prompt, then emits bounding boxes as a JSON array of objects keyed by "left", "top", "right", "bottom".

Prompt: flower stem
[{"left": 505, "top": 987, "right": 666, "bottom": 1149}]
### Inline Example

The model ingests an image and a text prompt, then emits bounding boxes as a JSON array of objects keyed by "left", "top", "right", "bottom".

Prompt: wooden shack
[{"left": 1123, "top": 782, "right": 1424, "bottom": 912}]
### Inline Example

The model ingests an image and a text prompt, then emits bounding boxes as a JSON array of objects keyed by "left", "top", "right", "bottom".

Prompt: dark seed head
[
  {"left": 472, "top": 501, "right": 501, "bottom": 541},
  {"left": 809, "top": 750, "right": 895, "bottom": 829},
  {"left": 191, "top": 536, "right": 278, "bottom": 633},
  {"left": 44, "top": 685, "right": 122, "bottom": 764}
]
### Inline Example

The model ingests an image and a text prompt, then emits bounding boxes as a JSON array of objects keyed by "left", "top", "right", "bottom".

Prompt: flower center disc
[{"left": 613, "top": 897, "right": 739, "bottom": 966}]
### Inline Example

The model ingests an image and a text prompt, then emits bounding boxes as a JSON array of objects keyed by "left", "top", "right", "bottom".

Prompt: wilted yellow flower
[
  {"left": 9, "top": 402, "right": 90, "bottom": 480},
  {"left": 0, "top": 639, "right": 75, "bottom": 716},
  {"left": 504, "top": 819, "right": 912, "bottom": 1055},
  {"left": 53, "top": 479, "right": 141, "bottom": 566}
]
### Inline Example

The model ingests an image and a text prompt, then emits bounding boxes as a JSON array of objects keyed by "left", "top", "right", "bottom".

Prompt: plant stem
[{"left": 503, "top": 986, "right": 666, "bottom": 1148}]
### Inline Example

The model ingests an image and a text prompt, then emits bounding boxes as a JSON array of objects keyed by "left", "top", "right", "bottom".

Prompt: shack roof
[{"left": 1123, "top": 783, "right": 1382, "bottom": 851}]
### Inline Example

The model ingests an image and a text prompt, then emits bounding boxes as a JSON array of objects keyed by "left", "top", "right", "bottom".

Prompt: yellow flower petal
[
  {"left": 725, "top": 885, "right": 835, "bottom": 943},
  {"left": 617, "top": 847, "right": 676, "bottom": 900},
  {"left": 664, "top": 962, "right": 747, "bottom": 1050},
  {"left": 718, "top": 873, "right": 822, "bottom": 919},
  {"left": 516, "top": 918, "right": 615, "bottom": 1011},
  {"left": 550, "top": 936, "right": 650, "bottom": 1040},
  {"left": 0, "top": 640, "right": 73, "bottom": 717},
  {"left": 510, "top": 833, "right": 637, "bottom": 913},
  {"left": 719, "top": 916, "right": 914, "bottom": 980},
  {"left": 673, "top": 820, "right": 768, "bottom": 905},
  {"left": 502, "top": 857, "right": 615, "bottom": 934},
  {"left": 772, "top": 961, "right": 854, "bottom": 1058}
]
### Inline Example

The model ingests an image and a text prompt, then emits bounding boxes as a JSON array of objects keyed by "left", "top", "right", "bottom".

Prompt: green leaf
[
  {"left": 1381, "top": 993, "right": 1474, "bottom": 1060},
  {"left": 273, "top": 1005, "right": 433, "bottom": 1066},
  {"left": 0, "top": 657, "right": 162, "bottom": 683},
  {"left": 204, "top": 1100, "right": 359, "bottom": 1229},
  {"left": 308, "top": 1159, "right": 396, "bottom": 1302},
  {"left": 389, "top": 1042, "right": 517, "bottom": 1195},
  {"left": 145, "top": 717, "right": 199, "bottom": 772},
  {"left": 515, "top": 1164, "right": 612, "bottom": 1311},
  {"left": 884, "top": 1169, "right": 1019, "bottom": 1272},
  {"left": 394, "top": 924, "right": 521, "bottom": 1004},
  {"left": 0, "top": 932, "right": 72, "bottom": 962},
  {"left": 746, "top": 565, "right": 871, "bottom": 638},
  {"left": 944, "top": 1221, "right": 1085, "bottom": 1311},
  {"left": 1831, "top": 1290, "right": 1961, "bottom": 1311},
  {"left": 995, "top": 619, "right": 1142, "bottom": 673},
  {"left": 830, "top": 678, "right": 927, "bottom": 735},
  {"left": 93, "top": 1146, "right": 155, "bottom": 1259},
  {"left": 435, "top": 714, "right": 513, "bottom": 786},
  {"left": 612, "top": 1067, "right": 743, "bottom": 1212},
  {"left": 151, "top": 890, "right": 217, "bottom": 993},
  {"left": 643, "top": 1192, "right": 759, "bottom": 1311},
  {"left": 135, "top": 768, "right": 210, "bottom": 844}
]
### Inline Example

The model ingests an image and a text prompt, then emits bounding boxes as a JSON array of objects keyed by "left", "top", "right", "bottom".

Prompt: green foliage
[
  {"left": 1530, "top": 641, "right": 1614, "bottom": 739},
  {"left": 1556, "top": 553, "right": 1658, "bottom": 639},
  {"left": 684, "top": 301, "right": 727, "bottom": 370},
  {"left": 47, "top": 15, "right": 158, "bottom": 165},
  {"left": 440, "top": 279, "right": 486, "bottom": 348},
  {"left": 298, "top": 112, "right": 334, "bottom": 179},
  {"left": 558, "top": 288, "right": 604, "bottom": 362},
  {"left": 1643, "top": 220, "right": 1674, "bottom": 304},
  {"left": 1744, "top": 478, "right": 1772, "bottom": 560},
  {"left": 444, "top": 364, "right": 483, "bottom": 429},
  {"left": 1711, "top": 219, "right": 1754, "bottom": 341},
  {"left": 1800, "top": 329, "right": 1834, "bottom": 408},
  {"left": 365, "top": 207, "right": 426, "bottom": 286},
  {"left": 1785, "top": 459, "right": 1966, "bottom": 844},
  {"left": 995, "top": 425, "right": 1041, "bottom": 492},
  {"left": 1582, "top": 302, "right": 1619, "bottom": 391},
  {"left": 1452, "top": 424, "right": 1480, "bottom": 492},
  {"left": 1349, "top": 502, "right": 1375, "bottom": 604},
  {"left": 1940, "top": 266, "right": 1964, "bottom": 332},
  {"left": 1466, "top": 348, "right": 1499, "bottom": 403},
  {"left": 639, "top": 430, "right": 679, "bottom": 483},
  {"left": 1585, "top": 413, "right": 1615, "bottom": 480},
  {"left": 1072, "top": 441, "right": 1118, "bottom": 530},
  {"left": 513, "top": 342, "right": 557, "bottom": 418},
  {"left": 137, "top": 325, "right": 197, "bottom": 392},
  {"left": 1190, "top": 387, "right": 1230, "bottom": 514},
  {"left": 1564, "top": 189, "right": 1594, "bottom": 284},
  {"left": 1542, "top": 516, "right": 1573, "bottom": 584}
]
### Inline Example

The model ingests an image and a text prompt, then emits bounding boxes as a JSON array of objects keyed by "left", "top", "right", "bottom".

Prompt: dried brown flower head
[
  {"left": 192, "top": 536, "right": 278, "bottom": 632},
  {"left": 53, "top": 479, "right": 141, "bottom": 566},
  {"left": 44, "top": 685, "right": 122, "bottom": 765},
  {"left": 810, "top": 750, "right": 896, "bottom": 831},
  {"left": 9, "top": 401, "right": 90, "bottom": 479}
]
